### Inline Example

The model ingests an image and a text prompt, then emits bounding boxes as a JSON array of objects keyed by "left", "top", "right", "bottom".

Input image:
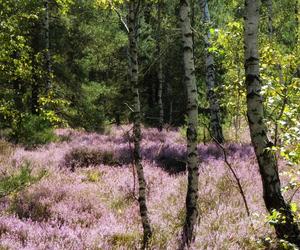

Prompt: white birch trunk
[
  {"left": 179, "top": 0, "right": 200, "bottom": 247},
  {"left": 128, "top": 1, "right": 152, "bottom": 247},
  {"left": 199, "top": 0, "right": 224, "bottom": 143},
  {"left": 244, "top": 0, "right": 300, "bottom": 246}
]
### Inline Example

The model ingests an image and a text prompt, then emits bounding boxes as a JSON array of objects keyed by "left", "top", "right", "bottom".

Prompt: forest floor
[{"left": 0, "top": 126, "right": 297, "bottom": 249}]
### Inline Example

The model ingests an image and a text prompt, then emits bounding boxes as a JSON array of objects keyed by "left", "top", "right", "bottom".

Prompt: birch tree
[
  {"left": 199, "top": 0, "right": 224, "bottom": 143},
  {"left": 244, "top": 0, "right": 300, "bottom": 246},
  {"left": 44, "top": 0, "right": 51, "bottom": 92},
  {"left": 128, "top": 1, "right": 153, "bottom": 247},
  {"left": 157, "top": 0, "right": 164, "bottom": 131},
  {"left": 179, "top": 0, "right": 200, "bottom": 247}
]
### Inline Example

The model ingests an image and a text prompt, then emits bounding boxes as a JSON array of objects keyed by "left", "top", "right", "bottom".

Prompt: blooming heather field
[{"left": 1, "top": 126, "right": 298, "bottom": 249}]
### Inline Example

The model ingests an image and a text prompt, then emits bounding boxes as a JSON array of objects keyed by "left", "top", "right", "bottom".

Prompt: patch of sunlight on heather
[{"left": 0, "top": 126, "right": 275, "bottom": 249}]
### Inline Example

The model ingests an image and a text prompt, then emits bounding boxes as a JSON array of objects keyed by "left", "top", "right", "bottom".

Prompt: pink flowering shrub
[{"left": 0, "top": 126, "right": 294, "bottom": 249}]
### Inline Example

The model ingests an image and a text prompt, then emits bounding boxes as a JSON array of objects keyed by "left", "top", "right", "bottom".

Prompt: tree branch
[{"left": 109, "top": 1, "right": 129, "bottom": 33}]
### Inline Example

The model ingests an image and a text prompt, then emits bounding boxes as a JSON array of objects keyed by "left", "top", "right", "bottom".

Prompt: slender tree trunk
[
  {"left": 157, "top": 0, "right": 164, "bottom": 131},
  {"left": 152, "top": 81, "right": 157, "bottom": 107},
  {"left": 169, "top": 100, "right": 173, "bottom": 124},
  {"left": 266, "top": 0, "right": 273, "bottom": 36},
  {"left": 44, "top": 0, "right": 51, "bottom": 92},
  {"left": 31, "top": 25, "right": 40, "bottom": 115},
  {"left": 179, "top": 0, "right": 199, "bottom": 247},
  {"left": 296, "top": 0, "right": 299, "bottom": 43},
  {"left": 13, "top": 79, "right": 24, "bottom": 113},
  {"left": 128, "top": 1, "right": 152, "bottom": 247},
  {"left": 167, "top": 81, "right": 173, "bottom": 125},
  {"left": 244, "top": 0, "right": 300, "bottom": 246},
  {"left": 199, "top": 0, "right": 224, "bottom": 143},
  {"left": 31, "top": 73, "right": 39, "bottom": 115},
  {"left": 11, "top": 52, "right": 24, "bottom": 113}
]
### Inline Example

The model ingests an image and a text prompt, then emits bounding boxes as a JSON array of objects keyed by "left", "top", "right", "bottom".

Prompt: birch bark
[
  {"left": 128, "top": 1, "right": 152, "bottom": 247},
  {"left": 179, "top": 0, "right": 200, "bottom": 246},
  {"left": 244, "top": 0, "right": 300, "bottom": 246},
  {"left": 199, "top": 0, "right": 224, "bottom": 143}
]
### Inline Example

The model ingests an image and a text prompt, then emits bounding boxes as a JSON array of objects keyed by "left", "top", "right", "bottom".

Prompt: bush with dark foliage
[{"left": 63, "top": 147, "right": 118, "bottom": 171}]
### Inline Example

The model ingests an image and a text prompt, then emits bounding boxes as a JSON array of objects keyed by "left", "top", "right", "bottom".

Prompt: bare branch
[
  {"left": 288, "top": 185, "right": 300, "bottom": 203},
  {"left": 124, "top": 102, "right": 134, "bottom": 112},
  {"left": 212, "top": 136, "right": 250, "bottom": 217},
  {"left": 202, "top": 121, "right": 251, "bottom": 217},
  {"left": 109, "top": 1, "right": 129, "bottom": 33}
]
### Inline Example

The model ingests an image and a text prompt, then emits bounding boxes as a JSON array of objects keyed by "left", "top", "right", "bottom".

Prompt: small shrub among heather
[
  {"left": 9, "top": 192, "right": 52, "bottom": 222},
  {"left": 0, "top": 140, "right": 13, "bottom": 157},
  {"left": 0, "top": 140, "right": 14, "bottom": 166},
  {"left": 63, "top": 147, "right": 117, "bottom": 170},
  {"left": 110, "top": 193, "right": 135, "bottom": 213},
  {"left": 0, "top": 163, "right": 46, "bottom": 199},
  {"left": 108, "top": 232, "right": 140, "bottom": 249},
  {"left": 57, "top": 134, "right": 72, "bottom": 143},
  {"left": 85, "top": 169, "right": 102, "bottom": 182}
]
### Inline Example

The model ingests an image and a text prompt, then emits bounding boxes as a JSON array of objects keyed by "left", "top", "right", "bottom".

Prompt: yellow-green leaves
[
  {"left": 94, "top": 0, "right": 124, "bottom": 9},
  {"left": 55, "top": 0, "right": 74, "bottom": 14},
  {"left": 290, "top": 203, "right": 298, "bottom": 213}
]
